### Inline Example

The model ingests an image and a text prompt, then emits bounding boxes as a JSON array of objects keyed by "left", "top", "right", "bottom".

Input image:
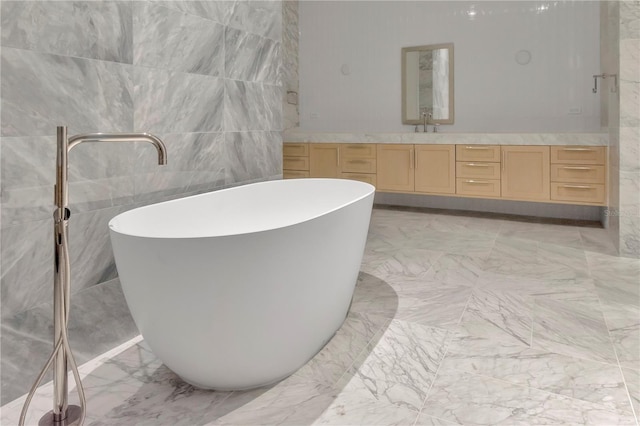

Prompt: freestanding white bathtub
[{"left": 109, "top": 178, "right": 375, "bottom": 390}]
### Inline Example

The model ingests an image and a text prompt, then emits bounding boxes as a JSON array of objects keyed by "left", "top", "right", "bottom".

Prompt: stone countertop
[{"left": 283, "top": 130, "right": 609, "bottom": 146}]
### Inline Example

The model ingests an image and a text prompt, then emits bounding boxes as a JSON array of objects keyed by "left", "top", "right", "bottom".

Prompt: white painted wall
[{"left": 298, "top": 1, "right": 601, "bottom": 133}]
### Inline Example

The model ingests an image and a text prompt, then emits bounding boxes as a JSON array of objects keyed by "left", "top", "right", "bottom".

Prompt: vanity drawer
[
  {"left": 341, "top": 172, "right": 377, "bottom": 187},
  {"left": 283, "top": 170, "right": 309, "bottom": 179},
  {"left": 456, "top": 145, "right": 501, "bottom": 162},
  {"left": 551, "top": 183, "right": 606, "bottom": 204},
  {"left": 456, "top": 178, "right": 501, "bottom": 198},
  {"left": 550, "top": 146, "right": 605, "bottom": 165},
  {"left": 283, "top": 143, "right": 309, "bottom": 157},
  {"left": 341, "top": 158, "right": 376, "bottom": 173},
  {"left": 550, "top": 164, "right": 605, "bottom": 183},
  {"left": 283, "top": 156, "right": 309, "bottom": 171},
  {"left": 341, "top": 144, "right": 377, "bottom": 159},
  {"left": 456, "top": 162, "right": 501, "bottom": 179}
]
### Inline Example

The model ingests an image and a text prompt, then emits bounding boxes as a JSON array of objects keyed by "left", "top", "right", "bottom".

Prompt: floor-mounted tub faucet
[{"left": 20, "top": 126, "right": 167, "bottom": 426}]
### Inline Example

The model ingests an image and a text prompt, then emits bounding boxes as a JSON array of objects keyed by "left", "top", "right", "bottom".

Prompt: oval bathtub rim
[{"left": 108, "top": 178, "right": 375, "bottom": 240}]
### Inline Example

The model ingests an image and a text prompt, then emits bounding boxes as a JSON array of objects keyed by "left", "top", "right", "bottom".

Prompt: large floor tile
[
  {"left": 458, "top": 288, "right": 533, "bottom": 347},
  {"left": 443, "top": 334, "right": 634, "bottom": 414},
  {"left": 532, "top": 298, "right": 618, "bottom": 364},
  {"left": 421, "top": 366, "right": 637, "bottom": 425},
  {"left": 313, "top": 379, "right": 420, "bottom": 425},
  {"left": 339, "top": 319, "right": 449, "bottom": 412}
]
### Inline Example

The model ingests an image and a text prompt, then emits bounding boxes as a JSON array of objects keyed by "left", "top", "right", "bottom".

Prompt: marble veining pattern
[
  {"left": 225, "top": 27, "right": 281, "bottom": 84},
  {"left": 0, "top": 1, "right": 133, "bottom": 64},
  {"left": 133, "top": 67, "right": 224, "bottom": 134},
  {"left": 3, "top": 207, "right": 638, "bottom": 425},
  {"left": 224, "top": 80, "right": 282, "bottom": 131},
  {"left": 152, "top": 0, "right": 236, "bottom": 24},
  {"left": 1, "top": 47, "right": 134, "bottom": 137},
  {"left": 134, "top": 2, "right": 225, "bottom": 76}
]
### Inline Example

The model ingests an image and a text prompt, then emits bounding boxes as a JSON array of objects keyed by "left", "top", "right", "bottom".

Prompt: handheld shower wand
[{"left": 19, "top": 127, "right": 167, "bottom": 426}]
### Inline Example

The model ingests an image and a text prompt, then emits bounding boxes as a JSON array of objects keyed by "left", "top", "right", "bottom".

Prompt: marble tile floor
[{"left": 2, "top": 206, "right": 639, "bottom": 425}]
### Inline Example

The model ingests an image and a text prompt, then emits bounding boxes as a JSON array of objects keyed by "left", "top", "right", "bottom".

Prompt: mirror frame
[{"left": 401, "top": 43, "right": 455, "bottom": 125}]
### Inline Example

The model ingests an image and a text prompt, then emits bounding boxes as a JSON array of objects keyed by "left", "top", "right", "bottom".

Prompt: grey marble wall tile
[
  {"left": 134, "top": 2, "right": 224, "bottom": 76},
  {"left": 225, "top": 27, "right": 280, "bottom": 84},
  {"left": 224, "top": 80, "right": 282, "bottom": 131},
  {"left": 1, "top": 219, "right": 52, "bottom": 318},
  {"left": 1, "top": 304, "right": 53, "bottom": 405},
  {"left": 134, "top": 171, "right": 201, "bottom": 203},
  {"left": 134, "top": 67, "right": 223, "bottom": 134},
  {"left": 1, "top": 1, "right": 133, "bottom": 64},
  {"left": 620, "top": 0, "right": 640, "bottom": 40},
  {"left": 228, "top": 0, "right": 282, "bottom": 41},
  {"left": 1, "top": 278, "right": 139, "bottom": 404},
  {"left": 1, "top": 136, "right": 55, "bottom": 191},
  {"left": 620, "top": 215, "right": 640, "bottom": 258},
  {"left": 620, "top": 127, "right": 640, "bottom": 174},
  {"left": 1, "top": 185, "right": 54, "bottom": 226},
  {"left": 620, "top": 171, "right": 640, "bottom": 218},
  {"left": 619, "top": 81, "right": 640, "bottom": 128},
  {"left": 134, "top": 132, "right": 226, "bottom": 201},
  {"left": 225, "top": 131, "right": 282, "bottom": 183},
  {"left": 152, "top": 0, "right": 236, "bottom": 25},
  {"left": 67, "top": 177, "right": 135, "bottom": 213},
  {"left": 1, "top": 48, "right": 133, "bottom": 137},
  {"left": 69, "top": 205, "right": 128, "bottom": 293},
  {"left": 136, "top": 132, "right": 225, "bottom": 172},
  {"left": 282, "top": 0, "right": 299, "bottom": 92}
]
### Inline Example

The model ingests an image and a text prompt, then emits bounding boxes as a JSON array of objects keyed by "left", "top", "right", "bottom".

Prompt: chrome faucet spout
[{"left": 68, "top": 132, "right": 167, "bottom": 165}]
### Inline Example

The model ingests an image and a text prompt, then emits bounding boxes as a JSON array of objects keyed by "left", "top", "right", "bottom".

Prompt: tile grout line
[{"left": 413, "top": 329, "right": 456, "bottom": 425}]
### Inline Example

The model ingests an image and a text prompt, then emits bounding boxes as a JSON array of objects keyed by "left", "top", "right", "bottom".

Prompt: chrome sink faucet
[{"left": 421, "top": 111, "right": 433, "bottom": 133}]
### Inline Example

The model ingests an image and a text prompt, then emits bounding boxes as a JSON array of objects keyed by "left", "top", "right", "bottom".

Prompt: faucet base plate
[{"left": 38, "top": 405, "right": 82, "bottom": 426}]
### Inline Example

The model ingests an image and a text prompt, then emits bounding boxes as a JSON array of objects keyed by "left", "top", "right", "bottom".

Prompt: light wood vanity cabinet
[
  {"left": 455, "top": 145, "right": 501, "bottom": 198},
  {"left": 501, "top": 146, "right": 550, "bottom": 201},
  {"left": 550, "top": 146, "right": 606, "bottom": 204},
  {"left": 283, "top": 143, "right": 309, "bottom": 179},
  {"left": 284, "top": 143, "right": 377, "bottom": 185},
  {"left": 415, "top": 145, "right": 456, "bottom": 194},
  {"left": 284, "top": 142, "right": 606, "bottom": 206},
  {"left": 376, "top": 144, "right": 414, "bottom": 192},
  {"left": 309, "top": 143, "right": 340, "bottom": 178}
]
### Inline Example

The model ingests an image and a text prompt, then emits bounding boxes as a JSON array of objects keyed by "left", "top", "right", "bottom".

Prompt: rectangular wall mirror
[{"left": 402, "top": 43, "right": 454, "bottom": 125}]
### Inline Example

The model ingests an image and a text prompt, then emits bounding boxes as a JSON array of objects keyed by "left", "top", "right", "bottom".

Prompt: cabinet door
[
  {"left": 309, "top": 144, "right": 340, "bottom": 178},
  {"left": 501, "top": 146, "right": 550, "bottom": 201},
  {"left": 415, "top": 145, "right": 455, "bottom": 194},
  {"left": 376, "top": 144, "right": 414, "bottom": 192}
]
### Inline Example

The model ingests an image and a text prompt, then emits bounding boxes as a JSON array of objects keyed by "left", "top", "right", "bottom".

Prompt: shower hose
[{"left": 19, "top": 217, "right": 87, "bottom": 426}]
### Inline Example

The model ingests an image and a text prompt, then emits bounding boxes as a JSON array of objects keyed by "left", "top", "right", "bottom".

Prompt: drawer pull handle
[
  {"left": 561, "top": 148, "right": 595, "bottom": 152},
  {"left": 464, "top": 146, "right": 490, "bottom": 150},
  {"left": 347, "top": 160, "right": 368, "bottom": 164},
  {"left": 465, "top": 163, "right": 490, "bottom": 167},
  {"left": 562, "top": 166, "right": 592, "bottom": 170},
  {"left": 464, "top": 180, "right": 491, "bottom": 184},
  {"left": 346, "top": 145, "right": 367, "bottom": 149},
  {"left": 560, "top": 185, "right": 594, "bottom": 189}
]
